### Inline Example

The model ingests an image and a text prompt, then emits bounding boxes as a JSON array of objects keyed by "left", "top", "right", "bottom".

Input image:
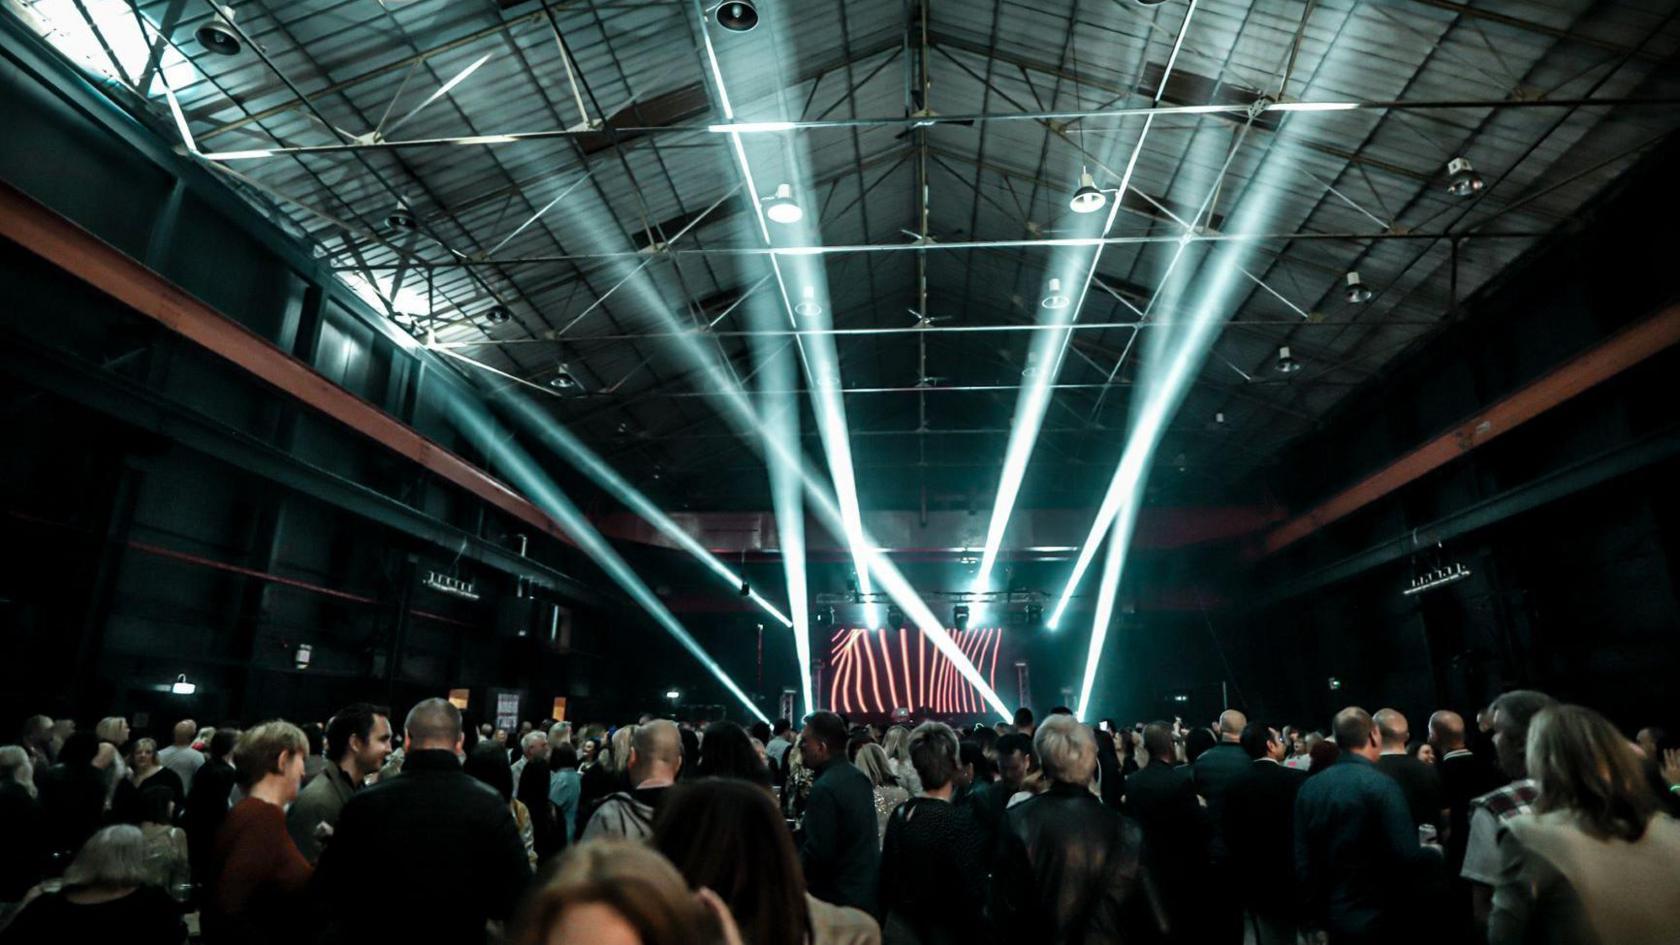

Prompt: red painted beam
[
  {"left": 1264, "top": 303, "right": 1680, "bottom": 555},
  {"left": 0, "top": 182, "right": 573, "bottom": 548}
]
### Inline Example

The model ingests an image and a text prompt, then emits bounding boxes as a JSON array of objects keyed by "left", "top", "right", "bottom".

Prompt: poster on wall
[
  {"left": 551, "top": 697, "right": 567, "bottom": 722},
  {"left": 494, "top": 691, "right": 521, "bottom": 733}
]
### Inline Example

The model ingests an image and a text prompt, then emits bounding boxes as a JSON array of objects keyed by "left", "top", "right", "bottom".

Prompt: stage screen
[{"left": 823, "top": 625, "right": 1008, "bottom": 719}]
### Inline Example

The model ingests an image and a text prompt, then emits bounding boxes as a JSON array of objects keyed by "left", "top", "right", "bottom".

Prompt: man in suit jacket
[
  {"left": 1224, "top": 723, "right": 1308, "bottom": 945},
  {"left": 797, "top": 711, "right": 880, "bottom": 914},
  {"left": 1192, "top": 708, "right": 1251, "bottom": 942},
  {"left": 1125, "top": 721, "right": 1210, "bottom": 944}
]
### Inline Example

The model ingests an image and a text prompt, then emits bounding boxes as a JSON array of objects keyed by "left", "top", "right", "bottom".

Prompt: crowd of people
[{"left": 1, "top": 691, "right": 1677, "bottom": 944}]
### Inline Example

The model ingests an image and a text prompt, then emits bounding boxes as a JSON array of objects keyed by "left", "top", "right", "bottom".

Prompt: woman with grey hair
[
  {"left": 0, "top": 824, "right": 185, "bottom": 943},
  {"left": 1, "top": 745, "right": 49, "bottom": 920},
  {"left": 879, "top": 722, "right": 989, "bottom": 945},
  {"left": 854, "top": 743, "right": 911, "bottom": 846}
]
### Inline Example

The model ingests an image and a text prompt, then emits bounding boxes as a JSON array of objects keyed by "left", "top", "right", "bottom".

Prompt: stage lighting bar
[
  {"left": 972, "top": 0, "right": 1200, "bottom": 598},
  {"left": 1074, "top": 104, "right": 1308, "bottom": 720},
  {"left": 437, "top": 347, "right": 793, "bottom": 630},
  {"left": 438, "top": 387, "right": 768, "bottom": 724}
]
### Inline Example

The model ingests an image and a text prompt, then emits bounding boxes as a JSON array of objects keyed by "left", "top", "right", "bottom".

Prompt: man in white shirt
[{"left": 156, "top": 719, "right": 205, "bottom": 793}]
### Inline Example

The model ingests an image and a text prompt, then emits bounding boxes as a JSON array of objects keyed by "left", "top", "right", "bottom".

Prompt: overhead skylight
[{"left": 19, "top": 0, "right": 199, "bottom": 95}]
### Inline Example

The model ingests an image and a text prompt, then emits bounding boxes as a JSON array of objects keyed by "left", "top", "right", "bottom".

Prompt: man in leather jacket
[{"left": 990, "top": 714, "right": 1165, "bottom": 944}]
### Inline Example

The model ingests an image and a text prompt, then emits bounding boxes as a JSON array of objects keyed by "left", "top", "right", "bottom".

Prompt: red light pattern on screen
[{"left": 826, "top": 627, "right": 1003, "bottom": 716}]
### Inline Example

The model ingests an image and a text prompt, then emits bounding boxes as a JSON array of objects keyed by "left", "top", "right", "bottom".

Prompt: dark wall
[
  {"left": 1220, "top": 134, "right": 1680, "bottom": 735},
  {"left": 0, "top": 19, "right": 678, "bottom": 739}
]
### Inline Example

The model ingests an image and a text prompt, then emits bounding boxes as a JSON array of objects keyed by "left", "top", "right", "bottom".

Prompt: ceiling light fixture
[
  {"left": 764, "top": 184, "right": 803, "bottom": 224},
  {"left": 386, "top": 208, "right": 417, "bottom": 232},
  {"left": 1040, "top": 278, "right": 1071, "bottom": 310},
  {"left": 484, "top": 305, "right": 511, "bottom": 325},
  {"left": 549, "top": 362, "right": 580, "bottom": 391},
  {"left": 196, "top": 4, "right": 242, "bottom": 56},
  {"left": 1445, "top": 156, "right": 1484, "bottom": 198},
  {"left": 715, "top": 0, "right": 758, "bottom": 32},
  {"left": 1344, "top": 271, "right": 1372, "bottom": 304},
  {"left": 170, "top": 674, "right": 197, "bottom": 695},
  {"left": 1275, "top": 345, "right": 1301, "bottom": 375},
  {"left": 1069, "top": 168, "right": 1107, "bottom": 214},
  {"left": 794, "top": 286, "right": 823, "bottom": 318}
]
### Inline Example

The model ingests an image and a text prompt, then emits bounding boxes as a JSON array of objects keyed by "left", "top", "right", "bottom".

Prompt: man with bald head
[
  {"left": 1190, "top": 708, "right": 1249, "bottom": 942},
  {"left": 1372, "top": 708, "right": 1445, "bottom": 836},
  {"left": 314, "top": 698, "right": 530, "bottom": 941},
  {"left": 1427, "top": 710, "right": 1499, "bottom": 874},
  {"left": 1294, "top": 707, "right": 1435, "bottom": 943},
  {"left": 157, "top": 718, "right": 206, "bottom": 794},
  {"left": 581, "top": 718, "right": 683, "bottom": 842}
]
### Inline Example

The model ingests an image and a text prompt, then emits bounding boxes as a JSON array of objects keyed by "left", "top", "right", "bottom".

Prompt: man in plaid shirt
[{"left": 1460, "top": 689, "right": 1556, "bottom": 932}]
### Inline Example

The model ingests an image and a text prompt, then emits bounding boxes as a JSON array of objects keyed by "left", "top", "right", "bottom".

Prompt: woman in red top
[{"left": 204, "top": 721, "right": 313, "bottom": 945}]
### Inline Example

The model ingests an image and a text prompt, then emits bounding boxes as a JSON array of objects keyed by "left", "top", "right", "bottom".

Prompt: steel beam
[{"left": 1263, "top": 303, "right": 1680, "bottom": 554}]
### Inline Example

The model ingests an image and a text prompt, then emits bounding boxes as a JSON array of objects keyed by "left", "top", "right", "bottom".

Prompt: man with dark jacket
[
  {"left": 314, "top": 699, "right": 530, "bottom": 943},
  {"left": 1373, "top": 708, "right": 1445, "bottom": 834},
  {"left": 286, "top": 704, "right": 391, "bottom": 862},
  {"left": 184, "top": 728, "right": 240, "bottom": 887},
  {"left": 1224, "top": 724, "right": 1307, "bottom": 945},
  {"left": 1295, "top": 707, "right": 1437, "bottom": 944},
  {"left": 1191, "top": 709, "right": 1250, "bottom": 942},
  {"left": 1126, "top": 720, "right": 1209, "bottom": 943},
  {"left": 797, "top": 711, "right": 879, "bottom": 914},
  {"left": 991, "top": 714, "right": 1161, "bottom": 945}
]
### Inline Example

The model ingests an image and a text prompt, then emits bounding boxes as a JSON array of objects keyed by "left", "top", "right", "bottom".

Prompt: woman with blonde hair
[
  {"left": 112, "top": 738, "right": 184, "bottom": 825},
  {"left": 0, "top": 824, "right": 185, "bottom": 943},
  {"left": 851, "top": 744, "right": 910, "bottom": 846},
  {"left": 514, "top": 838, "right": 732, "bottom": 945},
  {"left": 1489, "top": 704, "right": 1680, "bottom": 945},
  {"left": 879, "top": 727, "right": 922, "bottom": 797}
]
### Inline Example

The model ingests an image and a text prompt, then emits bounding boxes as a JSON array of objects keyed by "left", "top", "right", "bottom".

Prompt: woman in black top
[
  {"left": 111, "top": 739, "right": 184, "bottom": 826},
  {"left": 879, "top": 722, "right": 990, "bottom": 945},
  {"left": 0, "top": 825, "right": 185, "bottom": 945}
]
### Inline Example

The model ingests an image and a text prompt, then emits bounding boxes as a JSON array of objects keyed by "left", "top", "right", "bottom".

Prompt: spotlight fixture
[
  {"left": 794, "top": 286, "right": 823, "bottom": 318},
  {"left": 294, "top": 643, "right": 312, "bottom": 670},
  {"left": 548, "top": 362, "right": 580, "bottom": 391},
  {"left": 1344, "top": 271, "right": 1372, "bottom": 304},
  {"left": 886, "top": 605, "right": 905, "bottom": 628},
  {"left": 1024, "top": 602, "right": 1044, "bottom": 627},
  {"left": 385, "top": 208, "right": 417, "bottom": 232},
  {"left": 738, "top": 580, "right": 751, "bottom": 598},
  {"left": 665, "top": 687, "right": 682, "bottom": 703},
  {"left": 1040, "top": 278, "right": 1071, "bottom": 310},
  {"left": 1275, "top": 345, "right": 1301, "bottom": 375},
  {"left": 1445, "top": 156, "right": 1484, "bottom": 198},
  {"left": 1069, "top": 168, "right": 1106, "bottom": 214},
  {"left": 813, "top": 606, "right": 834, "bottom": 630},
  {"left": 715, "top": 0, "right": 758, "bottom": 32},
  {"left": 1135, "top": 0, "right": 1170, "bottom": 5},
  {"left": 196, "top": 4, "right": 242, "bottom": 56},
  {"left": 1327, "top": 676, "right": 1342, "bottom": 691},
  {"left": 170, "top": 674, "right": 197, "bottom": 695},
  {"left": 763, "top": 184, "right": 804, "bottom": 224},
  {"left": 484, "top": 305, "right": 511, "bottom": 325},
  {"left": 953, "top": 604, "right": 970, "bottom": 632}
]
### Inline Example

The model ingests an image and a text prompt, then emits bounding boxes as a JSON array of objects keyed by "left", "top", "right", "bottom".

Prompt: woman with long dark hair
[
  {"left": 653, "top": 778, "right": 879, "bottom": 945},
  {"left": 1489, "top": 704, "right": 1680, "bottom": 945},
  {"left": 696, "top": 722, "right": 771, "bottom": 786}
]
